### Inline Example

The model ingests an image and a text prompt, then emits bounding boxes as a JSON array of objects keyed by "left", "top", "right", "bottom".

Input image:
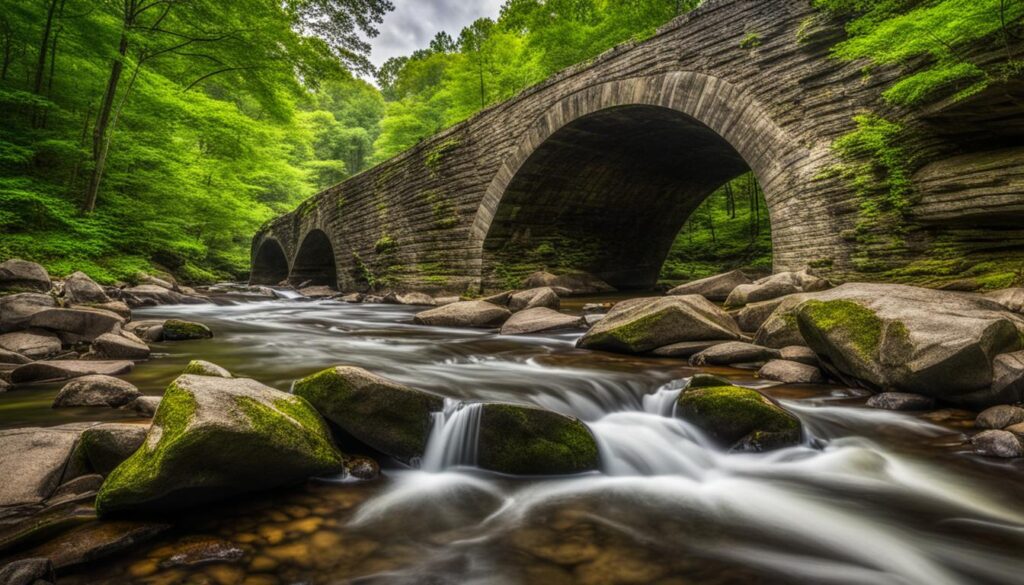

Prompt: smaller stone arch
[
  {"left": 250, "top": 238, "right": 289, "bottom": 285},
  {"left": 289, "top": 229, "right": 339, "bottom": 288}
]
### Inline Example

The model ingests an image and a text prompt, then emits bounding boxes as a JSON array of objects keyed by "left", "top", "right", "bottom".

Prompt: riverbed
[{"left": 5, "top": 296, "right": 1024, "bottom": 584}]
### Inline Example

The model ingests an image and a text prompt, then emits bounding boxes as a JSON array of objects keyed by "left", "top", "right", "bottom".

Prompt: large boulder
[
  {"left": 10, "top": 360, "right": 134, "bottom": 384},
  {"left": 293, "top": 366, "right": 444, "bottom": 461},
  {"left": 95, "top": 374, "right": 343, "bottom": 515},
  {"left": 0, "top": 329, "right": 61, "bottom": 360},
  {"left": 0, "top": 259, "right": 51, "bottom": 293},
  {"left": 772, "top": 283, "right": 1024, "bottom": 405},
  {"left": 577, "top": 296, "right": 740, "bottom": 354},
  {"left": 63, "top": 272, "right": 109, "bottom": 305},
  {"left": 508, "top": 288, "right": 560, "bottom": 312},
  {"left": 89, "top": 331, "right": 150, "bottom": 361},
  {"left": 477, "top": 403, "right": 598, "bottom": 475},
  {"left": 522, "top": 271, "right": 615, "bottom": 295},
  {"left": 500, "top": 308, "right": 584, "bottom": 336},
  {"left": 162, "top": 319, "right": 213, "bottom": 341},
  {"left": 0, "top": 293, "right": 57, "bottom": 333},
  {"left": 79, "top": 423, "right": 148, "bottom": 475},
  {"left": 27, "top": 307, "right": 125, "bottom": 343},
  {"left": 676, "top": 376, "right": 801, "bottom": 452},
  {"left": 689, "top": 342, "right": 780, "bottom": 366},
  {"left": 413, "top": 301, "right": 511, "bottom": 329},
  {"left": 668, "top": 270, "right": 751, "bottom": 302},
  {"left": 52, "top": 375, "right": 141, "bottom": 408},
  {"left": 0, "top": 423, "right": 93, "bottom": 507}
]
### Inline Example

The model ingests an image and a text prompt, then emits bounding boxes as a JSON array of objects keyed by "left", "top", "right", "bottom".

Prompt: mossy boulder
[
  {"left": 477, "top": 403, "right": 598, "bottom": 475},
  {"left": 577, "top": 296, "right": 740, "bottom": 354},
  {"left": 162, "top": 320, "right": 213, "bottom": 341},
  {"left": 676, "top": 379, "right": 801, "bottom": 452},
  {"left": 293, "top": 366, "right": 444, "bottom": 461},
  {"left": 95, "top": 374, "right": 343, "bottom": 515},
  {"left": 776, "top": 283, "right": 1024, "bottom": 405}
]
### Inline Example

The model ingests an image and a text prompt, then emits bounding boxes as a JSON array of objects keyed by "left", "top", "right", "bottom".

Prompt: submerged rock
[
  {"left": 413, "top": 301, "right": 511, "bottom": 329},
  {"left": 52, "top": 375, "right": 141, "bottom": 408},
  {"left": 24, "top": 520, "right": 170, "bottom": 569},
  {"left": 577, "top": 296, "right": 740, "bottom": 354},
  {"left": 500, "top": 308, "right": 583, "bottom": 335},
  {"left": 293, "top": 366, "right": 444, "bottom": 461},
  {"left": 477, "top": 403, "right": 599, "bottom": 475},
  {"left": 508, "top": 288, "right": 560, "bottom": 312},
  {"left": 79, "top": 423, "right": 149, "bottom": 475},
  {"left": 757, "top": 359, "right": 826, "bottom": 385},
  {"left": 866, "top": 392, "right": 937, "bottom": 411},
  {"left": 0, "top": 558, "right": 55, "bottom": 585},
  {"left": 181, "top": 360, "right": 231, "bottom": 378},
  {"left": 162, "top": 319, "right": 213, "bottom": 341},
  {"left": 676, "top": 378, "right": 801, "bottom": 452},
  {"left": 96, "top": 374, "right": 343, "bottom": 515},
  {"left": 0, "top": 259, "right": 51, "bottom": 293},
  {"left": 971, "top": 430, "right": 1023, "bottom": 458},
  {"left": 0, "top": 293, "right": 57, "bottom": 333},
  {"left": 689, "top": 342, "right": 780, "bottom": 366},
  {"left": 344, "top": 455, "right": 380, "bottom": 481},
  {"left": 668, "top": 270, "right": 751, "bottom": 302}
]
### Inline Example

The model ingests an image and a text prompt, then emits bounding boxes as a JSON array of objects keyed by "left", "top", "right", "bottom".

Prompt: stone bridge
[{"left": 252, "top": 0, "right": 1024, "bottom": 294}]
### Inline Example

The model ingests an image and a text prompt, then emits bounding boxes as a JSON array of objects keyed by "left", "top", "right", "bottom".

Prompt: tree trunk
[
  {"left": 34, "top": 0, "right": 59, "bottom": 94},
  {"left": 83, "top": 28, "right": 129, "bottom": 213}
]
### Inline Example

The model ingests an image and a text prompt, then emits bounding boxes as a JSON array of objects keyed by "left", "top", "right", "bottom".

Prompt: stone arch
[
  {"left": 250, "top": 238, "right": 290, "bottom": 285},
  {"left": 289, "top": 229, "right": 338, "bottom": 288},
  {"left": 471, "top": 71, "right": 824, "bottom": 290}
]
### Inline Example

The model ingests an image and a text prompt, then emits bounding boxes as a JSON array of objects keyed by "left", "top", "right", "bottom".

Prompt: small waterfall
[
  {"left": 272, "top": 288, "right": 303, "bottom": 300},
  {"left": 421, "top": 399, "right": 484, "bottom": 472},
  {"left": 641, "top": 379, "right": 686, "bottom": 416}
]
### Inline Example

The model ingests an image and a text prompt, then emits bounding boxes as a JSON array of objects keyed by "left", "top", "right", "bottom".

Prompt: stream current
[{"left": 4, "top": 296, "right": 1023, "bottom": 584}]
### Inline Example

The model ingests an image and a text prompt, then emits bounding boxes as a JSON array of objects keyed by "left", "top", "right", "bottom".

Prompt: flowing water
[{"left": 4, "top": 296, "right": 1024, "bottom": 584}]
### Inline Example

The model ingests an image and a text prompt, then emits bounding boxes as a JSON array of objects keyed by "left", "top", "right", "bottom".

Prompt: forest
[{"left": 1, "top": 0, "right": 1020, "bottom": 284}]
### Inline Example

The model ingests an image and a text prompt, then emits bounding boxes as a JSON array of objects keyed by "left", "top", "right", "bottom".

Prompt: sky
[{"left": 367, "top": 0, "right": 505, "bottom": 71}]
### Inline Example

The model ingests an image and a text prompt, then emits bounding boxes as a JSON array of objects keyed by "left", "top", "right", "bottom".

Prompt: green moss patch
[
  {"left": 477, "top": 403, "right": 598, "bottom": 475},
  {"left": 797, "top": 300, "right": 882, "bottom": 361},
  {"left": 677, "top": 384, "right": 801, "bottom": 451}
]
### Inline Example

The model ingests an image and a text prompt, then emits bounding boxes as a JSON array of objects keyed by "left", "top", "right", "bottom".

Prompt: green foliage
[
  {"left": 830, "top": 114, "right": 912, "bottom": 225},
  {"left": 815, "top": 0, "right": 1024, "bottom": 105},
  {"left": 0, "top": 0, "right": 389, "bottom": 283},
  {"left": 372, "top": 0, "right": 701, "bottom": 161},
  {"left": 740, "top": 32, "right": 763, "bottom": 49},
  {"left": 660, "top": 173, "right": 773, "bottom": 284}
]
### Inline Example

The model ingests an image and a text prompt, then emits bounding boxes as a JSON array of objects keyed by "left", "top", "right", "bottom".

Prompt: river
[{"left": 5, "top": 296, "right": 1023, "bottom": 584}]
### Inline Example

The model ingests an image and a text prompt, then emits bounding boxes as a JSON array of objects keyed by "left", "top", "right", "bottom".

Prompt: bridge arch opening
[
  {"left": 479, "top": 104, "right": 773, "bottom": 290},
  {"left": 289, "top": 229, "right": 338, "bottom": 288},
  {"left": 251, "top": 239, "right": 289, "bottom": 285}
]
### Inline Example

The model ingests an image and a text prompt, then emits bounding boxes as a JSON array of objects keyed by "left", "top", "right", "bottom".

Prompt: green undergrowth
[{"left": 659, "top": 173, "right": 773, "bottom": 285}]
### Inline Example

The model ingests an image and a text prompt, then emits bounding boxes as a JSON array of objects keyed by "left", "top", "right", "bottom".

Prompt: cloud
[{"left": 368, "top": 0, "right": 505, "bottom": 68}]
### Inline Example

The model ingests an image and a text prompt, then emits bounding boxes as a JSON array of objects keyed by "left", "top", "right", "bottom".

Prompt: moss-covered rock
[
  {"left": 293, "top": 366, "right": 444, "bottom": 461},
  {"left": 676, "top": 380, "right": 801, "bottom": 452},
  {"left": 577, "top": 296, "right": 741, "bottom": 354},
  {"left": 79, "top": 423, "right": 148, "bottom": 475},
  {"left": 181, "top": 360, "right": 231, "bottom": 378},
  {"left": 477, "top": 403, "right": 598, "bottom": 475},
  {"left": 95, "top": 374, "right": 343, "bottom": 515},
  {"left": 162, "top": 320, "right": 213, "bottom": 341}
]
